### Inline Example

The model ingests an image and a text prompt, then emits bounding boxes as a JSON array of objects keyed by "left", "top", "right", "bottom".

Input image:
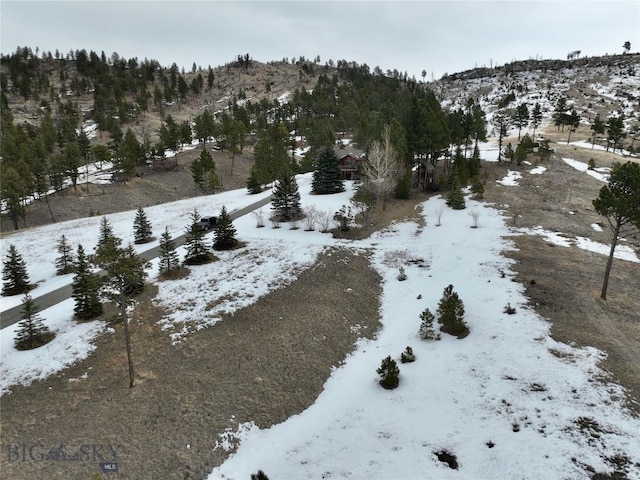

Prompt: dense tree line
[{"left": 2, "top": 46, "right": 490, "bottom": 230}]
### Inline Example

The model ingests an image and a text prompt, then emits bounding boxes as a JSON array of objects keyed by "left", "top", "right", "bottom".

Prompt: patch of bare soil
[
  {"left": 2, "top": 128, "right": 638, "bottom": 479},
  {"left": 0, "top": 246, "right": 388, "bottom": 480},
  {"left": 481, "top": 132, "right": 640, "bottom": 414},
  {"left": 0, "top": 146, "right": 254, "bottom": 233}
]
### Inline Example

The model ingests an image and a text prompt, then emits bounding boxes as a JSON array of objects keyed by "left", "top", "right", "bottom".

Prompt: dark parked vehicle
[{"left": 197, "top": 216, "right": 218, "bottom": 231}]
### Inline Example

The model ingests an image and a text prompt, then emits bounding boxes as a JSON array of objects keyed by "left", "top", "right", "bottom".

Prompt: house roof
[{"left": 335, "top": 147, "right": 365, "bottom": 159}]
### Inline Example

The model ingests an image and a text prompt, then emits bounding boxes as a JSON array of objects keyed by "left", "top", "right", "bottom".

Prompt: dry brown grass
[{"left": 1, "top": 122, "right": 639, "bottom": 479}]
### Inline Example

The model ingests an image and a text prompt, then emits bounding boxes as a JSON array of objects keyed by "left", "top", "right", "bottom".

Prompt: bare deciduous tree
[
  {"left": 469, "top": 210, "right": 480, "bottom": 228},
  {"left": 251, "top": 209, "right": 265, "bottom": 228},
  {"left": 317, "top": 210, "right": 333, "bottom": 233},
  {"left": 362, "top": 125, "right": 403, "bottom": 209},
  {"left": 435, "top": 206, "right": 445, "bottom": 226}
]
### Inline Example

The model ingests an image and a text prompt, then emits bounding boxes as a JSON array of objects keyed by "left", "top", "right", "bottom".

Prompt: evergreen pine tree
[
  {"left": 446, "top": 179, "right": 466, "bottom": 210},
  {"left": 72, "top": 244, "right": 103, "bottom": 320},
  {"left": 184, "top": 208, "right": 213, "bottom": 265},
  {"left": 158, "top": 227, "right": 181, "bottom": 275},
  {"left": 94, "top": 217, "right": 123, "bottom": 275},
  {"left": 55, "top": 234, "right": 75, "bottom": 275},
  {"left": 271, "top": 175, "right": 302, "bottom": 222},
  {"left": 251, "top": 471, "right": 270, "bottom": 480},
  {"left": 213, "top": 205, "right": 238, "bottom": 250},
  {"left": 200, "top": 147, "right": 220, "bottom": 193},
  {"left": 419, "top": 308, "right": 441, "bottom": 340},
  {"left": 120, "top": 244, "right": 146, "bottom": 295},
  {"left": 246, "top": 166, "right": 262, "bottom": 194},
  {"left": 400, "top": 346, "right": 416, "bottom": 363},
  {"left": 2, "top": 244, "right": 31, "bottom": 296},
  {"left": 394, "top": 169, "right": 412, "bottom": 200},
  {"left": 14, "top": 294, "right": 54, "bottom": 350},
  {"left": 133, "top": 207, "right": 153, "bottom": 244},
  {"left": 376, "top": 355, "right": 400, "bottom": 389},
  {"left": 96, "top": 216, "right": 121, "bottom": 255},
  {"left": 470, "top": 178, "right": 485, "bottom": 199},
  {"left": 311, "top": 146, "right": 345, "bottom": 194},
  {"left": 436, "top": 284, "right": 468, "bottom": 338},
  {"left": 451, "top": 145, "right": 469, "bottom": 187}
]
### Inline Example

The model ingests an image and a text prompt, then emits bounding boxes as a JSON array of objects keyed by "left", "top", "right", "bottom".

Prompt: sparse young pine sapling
[
  {"left": 504, "top": 303, "right": 516, "bottom": 315},
  {"left": 377, "top": 355, "right": 400, "bottom": 389},
  {"left": 419, "top": 308, "right": 440, "bottom": 341},
  {"left": 400, "top": 346, "right": 416, "bottom": 363},
  {"left": 55, "top": 234, "right": 75, "bottom": 275},
  {"left": 397, "top": 266, "right": 407, "bottom": 281}
]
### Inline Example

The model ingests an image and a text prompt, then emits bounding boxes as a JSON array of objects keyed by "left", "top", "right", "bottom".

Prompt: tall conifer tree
[
  {"left": 312, "top": 147, "right": 345, "bottom": 194},
  {"left": 133, "top": 207, "right": 153, "bottom": 244},
  {"left": 184, "top": 209, "right": 212, "bottom": 264},
  {"left": 158, "top": 227, "right": 181, "bottom": 275},
  {"left": 14, "top": 294, "right": 54, "bottom": 350},
  {"left": 55, "top": 234, "right": 75, "bottom": 274},
  {"left": 72, "top": 244, "right": 103, "bottom": 319},
  {"left": 2, "top": 244, "right": 30, "bottom": 296},
  {"left": 213, "top": 206, "right": 238, "bottom": 250},
  {"left": 271, "top": 175, "right": 302, "bottom": 221}
]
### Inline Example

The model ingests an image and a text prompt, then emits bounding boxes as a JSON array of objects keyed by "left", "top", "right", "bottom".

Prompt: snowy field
[{"left": 1, "top": 155, "right": 639, "bottom": 478}]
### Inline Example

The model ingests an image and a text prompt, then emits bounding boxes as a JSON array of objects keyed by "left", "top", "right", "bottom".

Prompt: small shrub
[
  {"left": 288, "top": 218, "right": 300, "bottom": 230},
  {"left": 317, "top": 210, "right": 333, "bottom": 233},
  {"left": 376, "top": 356, "right": 400, "bottom": 389},
  {"left": 251, "top": 471, "right": 270, "bottom": 480},
  {"left": 333, "top": 205, "right": 353, "bottom": 231},
  {"left": 400, "top": 346, "right": 415, "bottom": 363},
  {"left": 251, "top": 209, "right": 265, "bottom": 228},
  {"left": 504, "top": 303, "right": 516, "bottom": 315},
  {"left": 434, "top": 450, "right": 459, "bottom": 470},
  {"left": 397, "top": 266, "right": 407, "bottom": 281},
  {"left": 588, "top": 158, "right": 596, "bottom": 170},
  {"left": 303, "top": 206, "right": 317, "bottom": 231}
]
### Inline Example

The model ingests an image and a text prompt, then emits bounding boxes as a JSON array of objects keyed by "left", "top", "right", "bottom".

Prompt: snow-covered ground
[{"left": 1, "top": 154, "right": 639, "bottom": 478}]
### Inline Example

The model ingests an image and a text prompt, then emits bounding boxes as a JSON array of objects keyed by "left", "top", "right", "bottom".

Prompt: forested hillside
[
  {"left": 1, "top": 47, "right": 639, "bottom": 232},
  {"left": 1, "top": 47, "right": 458, "bottom": 231}
]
